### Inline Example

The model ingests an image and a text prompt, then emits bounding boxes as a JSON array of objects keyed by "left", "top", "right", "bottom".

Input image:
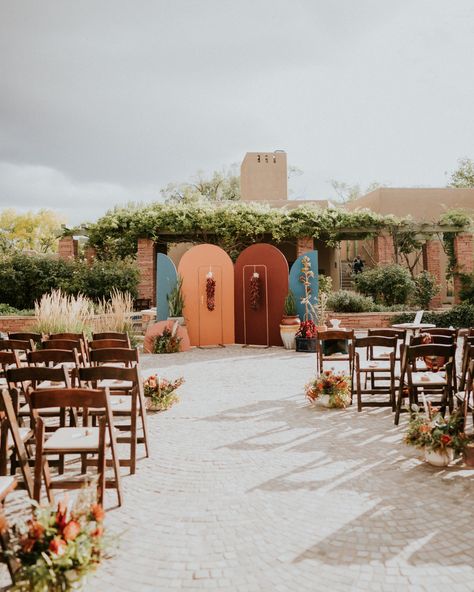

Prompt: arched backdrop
[
  {"left": 289, "top": 250, "right": 319, "bottom": 321},
  {"left": 234, "top": 243, "right": 289, "bottom": 346},
  {"left": 156, "top": 253, "right": 178, "bottom": 321},
  {"left": 178, "top": 244, "right": 235, "bottom": 346}
]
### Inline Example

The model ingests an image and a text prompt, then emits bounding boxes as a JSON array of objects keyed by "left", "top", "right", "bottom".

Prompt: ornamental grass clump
[
  {"left": 305, "top": 370, "right": 351, "bottom": 409},
  {"left": 10, "top": 490, "right": 107, "bottom": 591},
  {"left": 93, "top": 289, "right": 134, "bottom": 337},
  {"left": 34, "top": 290, "right": 93, "bottom": 335},
  {"left": 404, "top": 404, "right": 467, "bottom": 455}
]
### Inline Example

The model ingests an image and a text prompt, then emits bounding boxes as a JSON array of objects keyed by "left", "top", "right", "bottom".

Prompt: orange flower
[
  {"left": 63, "top": 520, "right": 81, "bottom": 541},
  {"left": 91, "top": 503, "right": 105, "bottom": 523},
  {"left": 20, "top": 536, "right": 36, "bottom": 553},
  {"left": 92, "top": 525, "right": 104, "bottom": 538},
  {"left": 55, "top": 502, "right": 68, "bottom": 531},
  {"left": 420, "top": 424, "right": 431, "bottom": 433},
  {"left": 28, "top": 520, "right": 45, "bottom": 541},
  {"left": 440, "top": 434, "right": 452, "bottom": 445},
  {"left": 49, "top": 536, "right": 67, "bottom": 556}
]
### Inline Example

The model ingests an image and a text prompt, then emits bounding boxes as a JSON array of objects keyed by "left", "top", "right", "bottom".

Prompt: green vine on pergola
[{"left": 77, "top": 202, "right": 471, "bottom": 263}]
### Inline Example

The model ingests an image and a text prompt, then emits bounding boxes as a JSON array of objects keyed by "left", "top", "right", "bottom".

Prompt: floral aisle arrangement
[
  {"left": 295, "top": 319, "right": 317, "bottom": 339},
  {"left": 153, "top": 323, "right": 182, "bottom": 354},
  {"left": 143, "top": 375, "right": 185, "bottom": 411},
  {"left": 305, "top": 370, "right": 351, "bottom": 409},
  {"left": 404, "top": 403, "right": 467, "bottom": 466},
  {"left": 10, "top": 492, "right": 106, "bottom": 592}
]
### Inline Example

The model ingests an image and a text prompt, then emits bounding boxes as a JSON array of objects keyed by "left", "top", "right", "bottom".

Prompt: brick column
[
  {"left": 296, "top": 237, "right": 314, "bottom": 257},
  {"left": 453, "top": 233, "right": 474, "bottom": 303},
  {"left": 84, "top": 246, "right": 96, "bottom": 264},
  {"left": 137, "top": 238, "right": 156, "bottom": 306},
  {"left": 422, "top": 239, "right": 442, "bottom": 308},
  {"left": 373, "top": 234, "right": 394, "bottom": 264},
  {"left": 58, "top": 237, "right": 78, "bottom": 260}
]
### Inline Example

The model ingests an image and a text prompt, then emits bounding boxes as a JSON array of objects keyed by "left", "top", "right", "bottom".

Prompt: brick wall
[
  {"left": 422, "top": 239, "right": 442, "bottom": 308},
  {"left": 373, "top": 235, "right": 394, "bottom": 264},
  {"left": 454, "top": 233, "right": 474, "bottom": 303},
  {"left": 137, "top": 238, "right": 156, "bottom": 306},
  {"left": 0, "top": 316, "right": 37, "bottom": 334},
  {"left": 296, "top": 237, "right": 314, "bottom": 257},
  {"left": 58, "top": 237, "right": 78, "bottom": 260},
  {"left": 327, "top": 312, "right": 400, "bottom": 329}
]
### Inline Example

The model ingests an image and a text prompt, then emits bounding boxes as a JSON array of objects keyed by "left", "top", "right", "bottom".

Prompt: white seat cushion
[
  {"left": 359, "top": 360, "right": 392, "bottom": 372},
  {"left": 411, "top": 372, "right": 447, "bottom": 386},
  {"left": 44, "top": 427, "right": 108, "bottom": 452},
  {"left": 7, "top": 427, "right": 32, "bottom": 449},
  {"left": 97, "top": 379, "right": 134, "bottom": 390},
  {"left": 0, "top": 476, "right": 15, "bottom": 498}
]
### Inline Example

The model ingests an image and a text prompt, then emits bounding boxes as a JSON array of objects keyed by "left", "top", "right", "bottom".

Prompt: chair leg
[
  {"left": 97, "top": 419, "right": 106, "bottom": 506},
  {"left": 108, "top": 425, "right": 122, "bottom": 507},
  {"left": 33, "top": 421, "right": 45, "bottom": 503},
  {"left": 137, "top": 388, "right": 150, "bottom": 458},
  {"left": 357, "top": 371, "right": 362, "bottom": 412},
  {"left": 0, "top": 419, "right": 8, "bottom": 476},
  {"left": 130, "top": 397, "right": 137, "bottom": 475}
]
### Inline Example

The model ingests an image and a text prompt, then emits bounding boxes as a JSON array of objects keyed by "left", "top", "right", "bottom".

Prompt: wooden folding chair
[
  {"left": 8, "top": 332, "right": 42, "bottom": 345},
  {"left": 0, "top": 475, "right": 19, "bottom": 582},
  {"left": 89, "top": 347, "right": 139, "bottom": 368},
  {"left": 459, "top": 336, "right": 474, "bottom": 391},
  {"left": 93, "top": 332, "right": 131, "bottom": 347},
  {"left": 352, "top": 336, "right": 398, "bottom": 412},
  {"left": 89, "top": 339, "right": 130, "bottom": 350},
  {"left": 395, "top": 343, "right": 456, "bottom": 425},
  {"left": 0, "top": 352, "right": 21, "bottom": 387},
  {"left": 367, "top": 328, "right": 406, "bottom": 361},
  {"left": 0, "top": 390, "right": 34, "bottom": 498},
  {"left": 0, "top": 340, "right": 34, "bottom": 364},
  {"left": 27, "top": 349, "right": 81, "bottom": 387},
  {"left": 79, "top": 365, "right": 150, "bottom": 474},
  {"left": 316, "top": 329, "right": 354, "bottom": 376},
  {"left": 29, "top": 387, "right": 122, "bottom": 506},
  {"left": 423, "top": 327, "right": 459, "bottom": 339}
]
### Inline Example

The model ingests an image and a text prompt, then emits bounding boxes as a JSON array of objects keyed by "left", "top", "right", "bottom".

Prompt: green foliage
[
  {"left": 69, "top": 258, "right": 139, "bottom": 302},
  {"left": 392, "top": 303, "right": 474, "bottom": 328},
  {"left": 354, "top": 264, "right": 414, "bottom": 306},
  {"left": 153, "top": 327, "right": 182, "bottom": 354},
  {"left": 0, "top": 303, "right": 33, "bottom": 316},
  {"left": 85, "top": 202, "right": 405, "bottom": 260},
  {"left": 412, "top": 271, "right": 439, "bottom": 309},
  {"left": 459, "top": 273, "right": 474, "bottom": 304},
  {"left": 327, "top": 290, "right": 381, "bottom": 313},
  {"left": 439, "top": 210, "right": 473, "bottom": 279},
  {"left": 0, "top": 254, "right": 139, "bottom": 309},
  {"left": 0, "top": 208, "right": 64, "bottom": 255},
  {"left": 167, "top": 276, "right": 185, "bottom": 317},
  {"left": 448, "top": 157, "right": 474, "bottom": 188},
  {"left": 283, "top": 291, "right": 297, "bottom": 316},
  {"left": 161, "top": 166, "right": 240, "bottom": 204},
  {"left": 318, "top": 274, "right": 332, "bottom": 295}
]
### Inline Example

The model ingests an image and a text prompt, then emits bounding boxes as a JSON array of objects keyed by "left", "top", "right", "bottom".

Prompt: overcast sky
[{"left": 1, "top": 0, "right": 474, "bottom": 225}]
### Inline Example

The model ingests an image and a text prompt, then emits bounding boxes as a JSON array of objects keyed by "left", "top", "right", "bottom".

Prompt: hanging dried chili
[
  {"left": 249, "top": 275, "right": 261, "bottom": 310},
  {"left": 206, "top": 276, "right": 216, "bottom": 311}
]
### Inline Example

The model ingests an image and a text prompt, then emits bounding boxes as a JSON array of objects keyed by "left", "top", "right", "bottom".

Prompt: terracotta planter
[
  {"left": 280, "top": 315, "right": 300, "bottom": 350},
  {"left": 463, "top": 444, "right": 474, "bottom": 467},
  {"left": 424, "top": 447, "right": 454, "bottom": 467},
  {"left": 280, "top": 315, "right": 300, "bottom": 326}
]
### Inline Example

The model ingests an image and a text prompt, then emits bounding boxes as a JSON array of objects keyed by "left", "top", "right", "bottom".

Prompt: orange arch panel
[{"left": 178, "top": 244, "right": 235, "bottom": 346}]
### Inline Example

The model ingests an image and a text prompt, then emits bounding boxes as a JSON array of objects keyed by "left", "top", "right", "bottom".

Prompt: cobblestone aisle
[{"left": 5, "top": 346, "right": 474, "bottom": 591}]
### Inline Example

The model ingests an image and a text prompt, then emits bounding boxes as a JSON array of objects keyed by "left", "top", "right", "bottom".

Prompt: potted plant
[
  {"left": 153, "top": 322, "right": 182, "bottom": 354},
  {"left": 295, "top": 319, "right": 318, "bottom": 352},
  {"left": 143, "top": 374, "right": 185, "bottom": 411},
  {"left": 404, "top": 403, "right": 467, "bottom": 466},
  {"left": 10, "top": 490, "right": 106, "bottom": 591},
  {"left": 167, "top": 276, "right": 185, "bottom": 325},
  {"left": 279, "top": 291, "right": 300, "bottom": 350},
  {"left": 305, "top": 369, "right": 351, "bottom": 409}
]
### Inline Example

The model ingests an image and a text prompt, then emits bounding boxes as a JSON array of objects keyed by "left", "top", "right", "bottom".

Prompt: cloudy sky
[{"left": 1, "top": 0, "right": 474, "bottom": 225}]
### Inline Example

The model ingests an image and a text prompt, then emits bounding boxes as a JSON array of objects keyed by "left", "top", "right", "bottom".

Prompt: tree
[
  {"left": 448, "top": 157, "right": 474, "bottom": 188},
  {"left": 0, "top": 209, "right": 64, "bottom": 254},
  {"left": 330, "top": 180, "right": 384, "bottom": 204},
  {"left": 161, "top": 166, "right": 240, "bottom": 204}
]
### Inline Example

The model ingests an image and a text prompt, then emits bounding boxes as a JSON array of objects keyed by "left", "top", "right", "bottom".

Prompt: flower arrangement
[
  {"left": 143, "top": 375, "right": 185, "bottom": 411},
  {"left": 404, "top": 403, "right": 467, "bottom": 455},
  {"left": 206, "top": 274, "right": 216, "bottom": 311},
  {"left": 305, "top": 370, "right": 351, "bottom": 408},
  {"left": 295, "top": 319, "right": 317, "bottom": 339},
  {"left": 10, "top": 491, "right": 106, "bottom": 591},
  {"left": 153, "top": 323, "right": 182, "bottom": 354}
]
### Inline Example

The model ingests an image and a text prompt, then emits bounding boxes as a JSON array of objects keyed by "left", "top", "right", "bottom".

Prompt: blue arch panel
[
  {"left": 289, "top": 251, "right": 319, "bottom": 321},
  {"left": 156, "top": 253, "right": 178, "bottom": 321}
]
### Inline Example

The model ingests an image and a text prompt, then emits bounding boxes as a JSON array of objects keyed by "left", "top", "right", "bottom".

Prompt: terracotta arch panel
[
  {"left": 234, "top": 244, "right": 289, "bottom": 346},
  {"left": 178, "top": 244, "right": 235, "bottom": 346}
]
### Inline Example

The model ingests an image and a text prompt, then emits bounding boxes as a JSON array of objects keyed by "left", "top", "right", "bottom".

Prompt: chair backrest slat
[
  {"left": 406, "top": 343, "right": 456, "bottom": 360},
  {"left": 8, "top": 332, "right": 42, "bottom": 344},
  {"left": 27, "top": 349, "right": 78, "bottom": 366},
  {"left": 89, "top": 339, "right": 129, "bottom": 350},
  {"left": 89, "top": 347, "right": 139, "bottom": 366},
  {"left": 29, "top": 387, "right": 107, "bottom": 409},
  {"left": 354, "top": 336, "right": 397, "bottom": 349}
]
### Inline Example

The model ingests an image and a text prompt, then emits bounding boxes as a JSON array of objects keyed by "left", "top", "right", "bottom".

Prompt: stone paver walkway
[{"left": 4, "top": 346, "right": 474, "bottom": 591}]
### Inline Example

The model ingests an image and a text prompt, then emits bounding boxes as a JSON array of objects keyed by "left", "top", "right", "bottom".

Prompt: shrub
[
  {"left": 327, "top": 290, "right": 379, "bottom": 313},
  {"left": 354, "top": 264, "right": 414, "bottom": 305},
  {"left": 0, "top": 303, "right": 33, "bottom": 316},
  {"left": 392, "top": 303, "right": 474, "bottom": 328},
  {"left": 412, "top": 271, "right": 439, "bottom": 309},
  {"left": 459, "top": 273, "right": 474, "bottom": 304},
  {"left": 0, "top": 254, "right": 139, "bottom": 309}
]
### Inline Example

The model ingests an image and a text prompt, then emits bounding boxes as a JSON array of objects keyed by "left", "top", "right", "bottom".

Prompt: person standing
[{"left": 353, "top": 255, "right": 364, "bottom": 274}]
